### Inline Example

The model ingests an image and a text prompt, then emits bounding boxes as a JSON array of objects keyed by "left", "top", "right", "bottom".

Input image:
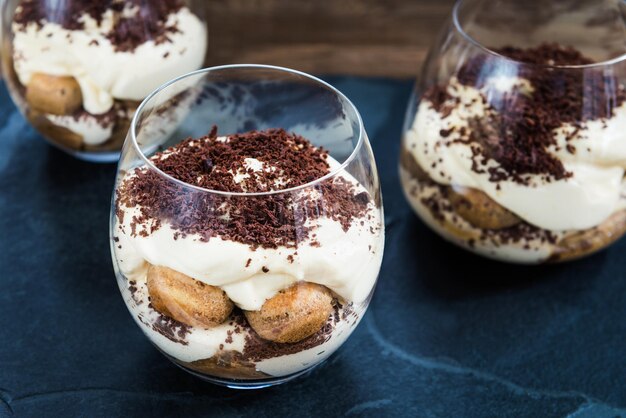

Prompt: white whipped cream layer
[
  {"left": 12, "top": 6, "right": 207, "bottom": 115},
  {"left": 114, "top": 158, "right": 384, "bottom": 312},
  {"left": 406, "top": 78, "right": 626, "bottom": 231}
]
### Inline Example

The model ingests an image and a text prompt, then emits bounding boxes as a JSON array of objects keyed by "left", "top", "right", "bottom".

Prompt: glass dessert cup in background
[
  {"left": 110, "top": 65, "right": 385, "bottom": 388},
  {"left": 0, "top": 0, "right": 208, "bottom": 162},
  {"left": 400, "top": 0, "right": 626, "bottom": 264}
]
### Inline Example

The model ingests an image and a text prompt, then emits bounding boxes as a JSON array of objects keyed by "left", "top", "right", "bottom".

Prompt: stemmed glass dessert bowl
[
  {"left": 1, "top": 0, "right": 208, "bottom": 162},
  {"left": 400, "top": 0, "right": 626, "bottom": 263},
  {"left": 110, "top": 65, "right": 385, "bottom": 388}
]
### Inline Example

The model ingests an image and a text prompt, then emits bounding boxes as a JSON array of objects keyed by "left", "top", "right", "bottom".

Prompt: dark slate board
[{"left": 1, "top": 77, "right": 625, "bottom": 418}]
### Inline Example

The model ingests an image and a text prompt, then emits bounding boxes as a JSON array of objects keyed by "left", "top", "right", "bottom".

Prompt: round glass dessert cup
[
  {"left": 109, "top": 65, "right": 385, "bottom": 388},
  {"left": 0, "top": 0, "right": 208, "bottom": 162},
  {"left": 400, "top": 0, "right": 626, "bottom": 264}
]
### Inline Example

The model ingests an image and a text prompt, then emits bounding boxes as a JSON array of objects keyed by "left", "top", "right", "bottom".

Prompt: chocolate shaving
[
  {"left": 106, "top": 1, "right": 184, "bottom": 52},
  {"left": 116, "top": 128, "right": 372, "bottom": 250},
  {"left": 425, "top": 43, "right": 626, "bottom": 184},
  {"left": 14, "top": 0, "right": 185, "bottom": 52},
  {"left": 151, "top": 312, "right": 190, "bottom": 345}
]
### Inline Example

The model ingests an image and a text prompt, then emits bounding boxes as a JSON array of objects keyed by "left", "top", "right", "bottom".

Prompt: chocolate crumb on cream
[
  {"left": 151, "top": 312, "right": 190, "bottom": 345},
  {"left": 424, "top": 43, "right": 626, "bottom": 184},
  {"left": 116, "top": 128, "right": 372, "bottom": 249},
  {"left": 14, "top": 0, "right": 185, "bottom": 52}
]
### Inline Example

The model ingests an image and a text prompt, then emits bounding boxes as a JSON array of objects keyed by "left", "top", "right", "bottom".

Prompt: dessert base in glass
[{"left": 400, "top": 0, "right": 626, "bottom": 263}]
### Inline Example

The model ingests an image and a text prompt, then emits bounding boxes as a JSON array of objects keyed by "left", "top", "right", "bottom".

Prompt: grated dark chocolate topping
[
  {"left": 423, "top": 43, "right": 626, "bottom": 184},
  {"left": 150, "top": 311, "right": 190, "bottom": 345},
  {"left": 152, "top": 127, "right": 331, "bottom": 193},
  {"left": 13, "top": 0, "right": 185, "bottom": 52},
  {"left": 116, "top": 128, "right": 372, "bottom": 249}
]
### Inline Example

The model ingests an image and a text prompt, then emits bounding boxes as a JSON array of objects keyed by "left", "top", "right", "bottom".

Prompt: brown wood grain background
[{"left": 204, "top": 0, "right": 456, "bottom": 78}]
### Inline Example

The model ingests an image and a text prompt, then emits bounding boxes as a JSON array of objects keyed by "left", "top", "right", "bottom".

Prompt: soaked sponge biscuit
[
  {"left": 400, "top": 147, "right": 429, "bottom": 181},
  {"left": 147, "top": 265, "right": 234, "bottom": 329},
  {"left": 403, "top": 154, "right": 521, "bottom": 230},
  {"left": 244, "top": 282, "right": 333, "bottom": 344},
  {"left": 447, "top": 185, "right": 521, "bottom": 230},
  {"left": 178, "top": 351, "right": 268, "bottom": 380},
  {"left": 26, "top": 73, "right": 83, "bottom": 116},
  {"left": 551, "top": 210, "right": 626, "bottom": 262}
]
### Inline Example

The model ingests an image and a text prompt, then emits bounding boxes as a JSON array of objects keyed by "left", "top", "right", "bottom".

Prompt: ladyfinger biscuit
[
  {"left": 26, "top": 73, "right": 83, "bottom": 116},
  {"left": 244, "top": 282, "right": 333, "bottom": 344},
  {"left": 179, "top": 351, "right": 268, "bottom": 380},
  {"left": 147, "top": 265, "right": 234, "bottom": 329},
  {"left": 447, "top": 185, "right": 521, "bottom": 229},
  {"left": 550, "top": 210, "right": 626, "bottom": 262}
]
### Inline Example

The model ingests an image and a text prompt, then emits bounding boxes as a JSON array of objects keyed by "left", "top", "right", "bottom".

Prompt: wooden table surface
[
  {"left": 0, "top": 0, "right": 454, "bottom": 79},
  {"left": 204, "top": 0, "right": 456, "bottom": 78}
]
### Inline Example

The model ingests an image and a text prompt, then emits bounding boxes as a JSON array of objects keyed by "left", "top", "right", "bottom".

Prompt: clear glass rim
[
  {"left": 130, "top": 64, "right": 366, "bottom": 197},
  {"left": 452, "top": 0, "right": 626, "bottom": 69}
]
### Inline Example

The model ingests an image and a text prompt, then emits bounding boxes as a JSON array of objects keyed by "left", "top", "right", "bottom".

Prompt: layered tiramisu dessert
[
  {"left": 112, "top": 128, "right": 384, "bottom": 381},
  {"left": 4, "top": 0, "right": 206, "bottom": 154},
  {"left": 401, "top": 44, "right": 626, "bottom": 263}
]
